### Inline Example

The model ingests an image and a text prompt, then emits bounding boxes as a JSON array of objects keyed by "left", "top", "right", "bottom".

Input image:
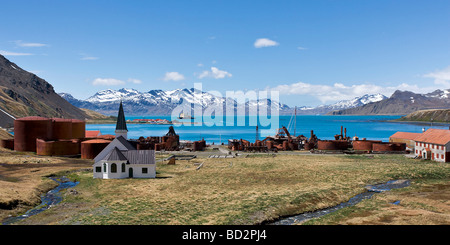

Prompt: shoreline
[{"left": 386, "top": 119, "right": 450, "bottom": 127}]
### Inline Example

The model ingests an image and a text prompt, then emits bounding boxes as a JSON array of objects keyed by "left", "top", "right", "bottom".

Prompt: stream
[
  {"left": 267, "top": 179, "right": 411, "bottom": 225},
  {"left": 2, "top": 176, "right": 79, "bottom": 225}
]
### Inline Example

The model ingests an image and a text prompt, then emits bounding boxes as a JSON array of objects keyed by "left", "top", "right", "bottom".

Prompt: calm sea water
[{"left": 86, "top": 115, "right": 448, "bottom": 144}]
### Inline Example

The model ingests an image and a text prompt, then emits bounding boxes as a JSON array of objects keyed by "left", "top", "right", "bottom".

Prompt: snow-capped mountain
[
  {"left": 59, "top": 89, "right": 387, "bottom": 116},
  {"left": 285, "top": 94, "right": 387, "bottom": 115},
  {"left": 60, "top": 88, "right": 286, "bottom": 116},
  {"left": 424, "top": 89, "right": 450, "bottom": 99},
  {"left": 318, "top": 93, "right": 387, "bottom": 110}
]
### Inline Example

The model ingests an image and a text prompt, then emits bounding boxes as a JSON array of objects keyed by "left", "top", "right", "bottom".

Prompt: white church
[{"left": 93, "top": 102, "right": 156, "bottom": 179}]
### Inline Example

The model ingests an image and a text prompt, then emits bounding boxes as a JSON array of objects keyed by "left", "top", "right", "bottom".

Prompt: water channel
[
  {"left": 267, "top": 179, "right": 411, "bottom": 225},
  {"left": 2, "top": 176, "right": 79, "bottom": 225}
]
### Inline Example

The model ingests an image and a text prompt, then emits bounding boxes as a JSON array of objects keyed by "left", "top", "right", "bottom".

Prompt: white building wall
[
  {"left": 93, "top": 160, "right": 156, "bottom": 179},
  {"left": 414, "top": 141, "right": 449, "bottom": 162},
  {"left": 129, "top": 164, "right": 156, "bottom": 178}
]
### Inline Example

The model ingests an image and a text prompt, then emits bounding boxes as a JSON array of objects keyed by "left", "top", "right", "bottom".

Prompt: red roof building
[
  {"left": 414, "top": 129, "right": 450, "bottom": 162},
  {"left": 86, "top": 130, "right": 101, "bottom": 138}
]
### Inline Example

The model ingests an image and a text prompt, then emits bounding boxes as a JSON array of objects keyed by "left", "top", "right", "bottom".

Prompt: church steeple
[{"left": 115, "top": 101, "right": 128, "bottom": 139}]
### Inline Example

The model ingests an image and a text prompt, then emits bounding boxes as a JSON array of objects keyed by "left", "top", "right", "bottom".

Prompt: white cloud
[
  {"left": 81, "top": 56, "right": 99, "bottom": 60},
  {"left": 128, "top": 78, "right": 142, "bottom": 84},
  {"left": 269, "top": 81, "right": 428, "bottom": 103},
  {"left": 14, "top": 40, "right": 48, "bottom": 47},
  {"left": 0, "top": 50, "right": 33, "bottom": 56},
  {"left": 254, "top": 38, "right": 279, "bottom": 48},
  {"left": 92, "top": 78, "right": 126, "bottom": 86},
  {"left": 198, "top": 67, "right": 232, "bottom": 79},
  {"left": 297, "top": 46, "right": 307, "bottom": 50},
  {"left": 423, "top": 66, "right": 450, "bottom": 87},
  {"left": 163, "top": 72, "right": 185, "bottom": 81}
]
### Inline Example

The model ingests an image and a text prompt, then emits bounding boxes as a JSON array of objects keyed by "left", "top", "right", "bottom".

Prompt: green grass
[{"left": 27, "top": 154, "right": 450, "bottom": 225}]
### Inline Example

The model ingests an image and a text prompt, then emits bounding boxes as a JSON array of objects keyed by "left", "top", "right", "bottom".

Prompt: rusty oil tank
[
  {"left": 317, "top": 140, "right": 350, "bottom": 151},
  {"left": 372, "top": 142, "right": 406, "bottom": 152},
  {"left": 81, "top": 139, "right": 111, "bottom": 159},
  {"left": 71, "top": 119, "right": 86, "bottom": 139},
  {"left": 14, "top": 116, "right": 53, "bottom": 152},
  {"left": 36, "top": 139, "right": 80, "bottom": 156},
  {"left": 51, "top": 118, "right": 73, "bottom": 140},
  {"left": 0, "top": 139, "right": 14, "bottom": 150},
  {"left": 352, "top": 140, "right": 382, "bottom": 151},
  {"left": 266, "top": 140, "right": 273, "bottom": 150}
]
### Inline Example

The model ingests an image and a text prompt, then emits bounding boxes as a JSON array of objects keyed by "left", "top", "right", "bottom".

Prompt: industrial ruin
[
  {"left": 228, "top": 125, "right": 406, "bottom": 154},
  {"left": 0, "top": 115, "right": 206, "bottom": 159}
]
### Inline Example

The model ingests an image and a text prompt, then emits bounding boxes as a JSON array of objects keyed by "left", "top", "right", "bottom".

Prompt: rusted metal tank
[
  {"left": 266, "top": 140, "right": 273, "bottom": 150},
  {"left": 36, "top": 139, "right": 81, "bottom": 156},
  {"left": 352, "top": 140, "right": 382, "bottom": 151},
  {"left": 372, "top": 142, "right": 406, "bottom": 152},
  {"left": 0, "top": 139, "right": 14, "bottom": 150},
  {"left": 317, "top": 140, "right": 350, "bottom": 151},
  {"left": 14, "top": 116, "right": 53, "bottom": 152},
  {"left": 71, "top": 119, "right": 86, "bottom": 139},
  {"left": 81, "top": 139, "right": 111, "bottom": 159},
  {"left": 52, "top": 118, "right": 73, "bottom": 140}
]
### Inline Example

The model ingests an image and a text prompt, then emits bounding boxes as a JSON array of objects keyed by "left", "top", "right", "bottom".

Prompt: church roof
[
  {"left": 123, "top": 150, "right": 155, "bottom": 165},
  {"left": 115, "top": 101, "right": 128, "bottom": 131},
  {"left": 104, "top": 147, "right": 128, "bottom": 161},
  {"left": 116, "top": 135, "right": 135, "bottom": 150},
  {"left": 101, "top": 147, "right": 155, "bottom": 164}
]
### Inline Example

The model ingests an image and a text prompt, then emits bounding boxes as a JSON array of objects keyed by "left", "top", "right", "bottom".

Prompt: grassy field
[{"left": 1, "top": 149, "right": 449, "bottom": 225}]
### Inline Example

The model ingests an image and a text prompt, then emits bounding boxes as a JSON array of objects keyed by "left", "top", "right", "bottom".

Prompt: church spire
[{"left": 115, "top": 100, "right": 128, "bottom": 139}]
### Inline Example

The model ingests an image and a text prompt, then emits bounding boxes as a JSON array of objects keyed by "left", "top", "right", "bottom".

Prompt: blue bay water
[{"left": 86, "top": 115, "right": 447, "bottom": 144}]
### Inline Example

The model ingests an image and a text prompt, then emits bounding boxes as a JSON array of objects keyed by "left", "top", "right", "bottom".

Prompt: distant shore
[
  {"left": 386, "top": 119, "right": 450, "bottom": 127},
  {"left": 86, "top": 119, "right": 201, "bottom": 125}
]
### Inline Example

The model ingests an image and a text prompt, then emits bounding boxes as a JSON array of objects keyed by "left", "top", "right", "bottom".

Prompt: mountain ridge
[
  {"left": 60, "top": 88, "right": 387, "bottom": 116},
  {"left": 329, "top": 89, "right": 450, "bottom": 115},
  {"left": 0, "top": 54, "right": 90, "bottom": 128}
]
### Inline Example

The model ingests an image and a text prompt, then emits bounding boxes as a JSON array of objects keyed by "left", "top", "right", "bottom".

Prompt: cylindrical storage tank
[
  {"left": 14, "top": 116, "right": 53, "bottom": 152},
  {"left": 81, "top": 139, "right": 111, "bottom": 159},
  {"left": 353, "top": 140, "right": 382, "bottom": 151},
  {"left": 36, "top": 139, "right": 54, "bottom": 156},
  {"left": 282, "top": 141, "right": 288, "bottom": 150},
  {"left": 0, "top": 139, "right": 14, "bottom": 150},
  {"left": 372, "top": 142, "right": 397, "bottom": 152},
  {"left": 52, "top": 118, "right": 73, "bottom": 140},
  {"left": 71, "top": 119, "right": 86, "bottom": 139},
  {"left": 266, "top": 140, "right": 273, "bottom": 149},
  {"left": 318, "top": 140, "right": 339, "bottom": 150},
  {"left": 193, "top": 141, "right": 200, "bottom": 151}
]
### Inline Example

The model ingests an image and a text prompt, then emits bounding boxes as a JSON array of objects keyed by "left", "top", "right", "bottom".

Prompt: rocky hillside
[
  {"left": 329, "top": 90, "right": 450, "bottom": 115},
  {"left": 395, "top": 109, "right": 450, "bottom": 123},
  {"left": 0, "top": 54, "right": 89, "bottom": 127}
]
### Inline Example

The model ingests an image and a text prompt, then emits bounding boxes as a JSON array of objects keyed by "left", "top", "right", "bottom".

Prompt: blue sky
[{"left": 1, "top": 0, "right": 449, "bottom": 107}]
